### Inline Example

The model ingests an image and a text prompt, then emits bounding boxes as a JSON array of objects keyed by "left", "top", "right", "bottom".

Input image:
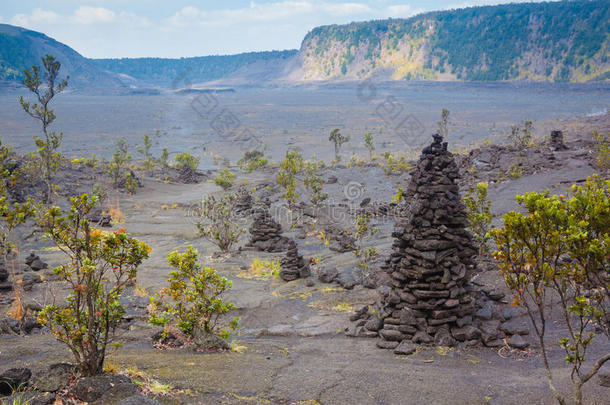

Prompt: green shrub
[
  {"left": 304, "top": 160, "right": 328, "bottom": 205},
  {"left": 591, "top": 131, "right": 609, "bottom": 171},
  {"left": 237, "top": 150, "right": 268, "bottom": 173},
  {"left": 364, "top": 132, "right": 375, "bottom": 160},
  {"left": 492, "top": 176, "right": 609, "bottom": 405},
  {"left": 214, "top": 169, "right": 235, "bottom": 190},
  {"left": 108, "top": 139, "right": 131, "bottom": 188},
  {"left": 137, "top": 134, "right": 154, "bottom": 171},
  {"left": 462, "top": 182, "right": 493, "bottom": 254},
  {"left": 19, "top": 54, "right": 67, "bottom": 203},
  {"left": 329, "top": 128, "right": 349, "bottom": 161},
  {"left": 174, "top": 152, "right": 200, "bottom": 172},
  {"left": 353, "top": 214, "right": 378, "bottom": 283},
  {"left": 37, "top": 194, "right": 150, "bottom": 376},
  {"left": 195, "top": 192, "right": 244, "bottom": 252},
  {"left": 149, "top": 246, "right": 238, "bottom": 340},
  {"left": 278, "top": 150, "right": 303, "bottom": 206}
]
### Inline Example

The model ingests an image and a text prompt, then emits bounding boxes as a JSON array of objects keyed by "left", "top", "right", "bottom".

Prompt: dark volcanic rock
[
  {"left": 33, "top": 363, "right": 75, "bottom": 392},
  {"left": 72, "top": 374, "right": 138, "bottom": 403},
  {"left": 0, "top": 368, "right": 32, "bottom": 395},
  {"left": 317, "top": 267, "right": 339, "bottom": 284}
]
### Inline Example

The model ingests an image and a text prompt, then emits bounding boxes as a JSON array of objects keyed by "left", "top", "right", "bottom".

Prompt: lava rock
[
  {"left": 507, "top": 334, "right": 529, "bottom": 350},
  {"left": 0, "top": 368, "right": 32, "bottom": 395},
  {"left": 394, "top": 340, "right": 417, "bottom": 355},
  {"left": 33, "top": 363, "right": 75, "bottom": 392},
  {"left": 317, "top": 267, "right": 339, "bottom": 284},
  {"left": 71, "top": 374, "right": 137, "bottom": 403}
]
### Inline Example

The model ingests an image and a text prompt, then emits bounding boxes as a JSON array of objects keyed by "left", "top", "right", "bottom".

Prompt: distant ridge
[
  {"left": 298, "top": 0, "right": 610, "bottom": 82},
  {"left": 0, "top": 23, "right": 124, "bottom": 90},
  {"left": 1, "top": 0, "right": 608, "bottom": 89}
]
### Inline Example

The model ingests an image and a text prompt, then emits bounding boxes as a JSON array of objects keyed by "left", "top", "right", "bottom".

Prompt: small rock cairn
[
  {"left": 279, "top": 240, "right": 310, "bottom": 281},
  {"left": 246, "top": 201, "right": 309, "bottom": 281},
  {"left": 550, "top": 130, "right": 568, "bottom": 151},
  {"left": 365, "top": 134, "right": 481, "bottom": 349},
  {"left": 246, "top": 201, "right": 292, "bottom": 252}
]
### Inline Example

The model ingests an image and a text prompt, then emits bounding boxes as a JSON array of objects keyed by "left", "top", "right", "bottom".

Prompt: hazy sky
[{"left": 1, "top": 0, "right": 533, "bottom": 58}]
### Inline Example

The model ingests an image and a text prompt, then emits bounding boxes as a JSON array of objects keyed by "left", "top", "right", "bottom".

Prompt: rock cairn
[
  {"left": 373, "top": 134, "right": 480, "bottom": 348},
  {"left": 550, "top": 130, "right": 568, "bottom": 151},
  {"left": 25, "top": 253, "right": 48, "bottom": 272},
  {"left": 246, "top": 202, "right": 292, "bottom": 252},
  {"left": 279, "top": 240, "right": 310, "bottom": 281}
]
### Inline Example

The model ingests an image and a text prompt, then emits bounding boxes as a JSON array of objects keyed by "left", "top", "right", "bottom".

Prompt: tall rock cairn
[{"left": 377, "top": 134, "right": 479, "bottom": 346}]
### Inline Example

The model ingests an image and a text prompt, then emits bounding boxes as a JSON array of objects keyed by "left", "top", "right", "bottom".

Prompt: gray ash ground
[{"left": 0, "top": 127, "right": 609, "bottom": 404}]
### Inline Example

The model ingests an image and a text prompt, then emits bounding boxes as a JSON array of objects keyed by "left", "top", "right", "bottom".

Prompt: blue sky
[{"left": 0, "top": 1, "right": 532, "bottom": 58}]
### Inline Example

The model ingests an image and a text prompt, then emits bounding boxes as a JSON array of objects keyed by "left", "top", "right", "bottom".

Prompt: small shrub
[
  {"left": 195, "top": 193, "right": 244, "bottom": 252},
  {"left": 137, "top": 134, "right": 154, "bottom": 171},
  {"left": 492, "top": 176, "right": 610, "bottom": 405},
  {"left": 214, "top": 169, "right": 235, "bottom": 190},
  {"left": 237, "top": 150, "right": 268, "bottom": 173},
  {"left": 329, "top": 128, "right": 349, "bottom": 161},
  {"left": 380, "top": 151, "right": 411, "bottom": 175},
  {"left": 392, "top": 187, "right": 404, "bottom": 203},
  {"left": 508, "top": 120, "right": 533, "bottom": 151},
  {"left": 364, "top": 132, "right": 375, "bottom": 160},
  {"left": 149, "top": 246, "right": 238, "bottom": 340},
  {"left": 591, "top": 131, "right": 610, "bottom": 171},
  {"left": 19, "top": 54, "right": 67, "bottom": 203},
  {"left": 353, "top": 214, "right": 379, "bottom": 282},
  {"left": 124, "top": 171, "right": 139, "bottom": 195},
  {"left": 159, "top": 148, "right": 170, "bottom": 168},
  {"left": 462, "top": 182, "right": 493, "bottom": 254},
  {"left": 278, "top": 150, "right": 303, "bottom": 206},
  {"left": 108, "top": 139, "right": 131, "bottom": 188},
  {"left": 37, "top": 194, "right": 150, "bottom": 376},
  {"left": 304, "top": 160, "right": 327, "bottom": 205},
  {"left": 174, "top": 152, "right": 200, "bottom": 172}
]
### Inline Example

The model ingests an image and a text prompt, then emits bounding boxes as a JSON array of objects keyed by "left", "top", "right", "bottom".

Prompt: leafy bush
[
  {"left": 463, "top": 182, "right": 493, "bottom": 254},
  {"left": 329, "top": 128, "right": 349, "bottom": 161},
  {"left": 37, "top": 194, "right": 150, "bottom": 376},
  {"left": 108, "top": 139, "right": 131, "bottom": 188},
  {"left": 392, "top": 187, "right": 404, "bottom": 203},
  {"left": 124, "top": 171, "right": 139, "bottom": 195},
  {"left": 380, "top": 151, "right": 411, "bottom": 175},
  {"left": 304, "top": 160, "right": 327, "bottom": 205},
  {"left": 508, "top": 120, "right": 533, "bottom": 151},
  {"left": 237, "top": 150, "right": 268, "bottom": 173},
  {"left": 174, "top": 152, "right": 200, "bottom": 172},
  {"left": 149, "top": 246, "right": 238, "bottom": 340},
  {"left": 137, "top": 134, "right": 154, "bottom": 171},
  {"left": 278, "top": 150, "right": 303, "bottom": 206},
  {"left": 364, "top": 132, "right": 375, "bottom": 160},
  {"left": 214, "top": 169, "right": 235, "bottom": 190},
  {"left": 19, "top": 54, "right": 67, "bottom": 203},
  {"left": 195, "top": 193, "right": 244, "bottom": 252},
  {"left": 353, "top": 214, "right": 379, "bottom": 283},
  {"left": 591, "top": 131, "right": 609, "bottom": 171},
  {"left": 492, "top": 176, "right": 609, "bottom": 405}
]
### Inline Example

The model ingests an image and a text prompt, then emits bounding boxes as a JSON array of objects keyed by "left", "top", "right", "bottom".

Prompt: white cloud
[
  {"left": 165, "top": 1, "right": 407, "bottom": 28},
  {"left": 11, "top": 8, "right": 61, "bottom": 27},
  {"left": 72, "top": 6, "right": 116, "bottom": 24}
]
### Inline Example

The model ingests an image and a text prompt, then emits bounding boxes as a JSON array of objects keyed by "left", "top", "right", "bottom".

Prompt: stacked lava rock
[
  {"left": 376, "top": 134, "right": 479, "bottom": 348},
  {"left": 550, "top": 130, "right": 568, "bottom": 151},
  {"left": 246, "top": 201, "right": 292, "bottom": 252},
  {"left": 279, "top": 240, "right": 310, "bottom": 281}
]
